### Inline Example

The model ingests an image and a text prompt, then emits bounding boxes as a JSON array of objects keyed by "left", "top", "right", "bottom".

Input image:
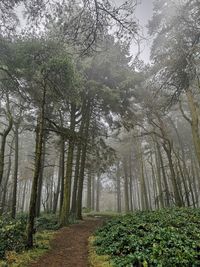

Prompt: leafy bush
[
  {"left": 0, "top": 213, "right": 59, "bottom": 260},
  {"left": 0, "top": 230, "right": 55, "bottom": 266},
  {"left": 36, "top": 213, "right": 59, "bottom": 231},
  {"left": 0, "top": 216, "right": 26, "bottom": 259},
  {"left": 94, "top": 208, "right": 200, "bottom": 267}
]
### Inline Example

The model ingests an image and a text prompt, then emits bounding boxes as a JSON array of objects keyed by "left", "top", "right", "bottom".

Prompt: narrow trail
[{"left": 30, "top": 218, "right": 104, "bottom": 267}]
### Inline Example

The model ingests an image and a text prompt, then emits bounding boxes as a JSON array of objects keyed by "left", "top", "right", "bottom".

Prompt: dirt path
[{"left": 30, "top": 218, "right": 104, "bottom": 267}]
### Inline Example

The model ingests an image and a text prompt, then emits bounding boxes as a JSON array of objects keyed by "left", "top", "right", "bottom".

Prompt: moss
[
  {"left": 88, "top": 236, "right": 113, "bottom": 267},
  {"left": 0, "top": 230, "right": 55, "bottom": 267},
  {"left": 85, "top": 211, "right": 120, "bottom": 220}
]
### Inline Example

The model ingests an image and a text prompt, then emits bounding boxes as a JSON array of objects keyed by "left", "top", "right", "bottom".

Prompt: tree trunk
[
  {"left": 0, "top": 97, "right": 13, "bottom": 187},
  {"left": 70, "top": 139, "right": 82, "bottom": 217},
  {"left": 53, "top": 152, "right": 62, "bottom": 214},
  {"left": 0, "top": 137, "right": 13, "bottom": 215},
  {"left": 153, "top": 142, "right": 164, "bottom": 208},
  {"left": 91, "top": 173, "right": 95, "bottom": 211},
  {"left": 21, "top": 180, "right": 27, "bottom": 213},
  {"left": 26, "top": 85, "right": 46, "bottom": 248},
  {"left": 36, "top": 135, "right": 46, "bottom": 217},
  {"left": 96, "top": 174, "right": 100, "bottom": 212},
  {"left": 60, "top": 104, "right": 76, "bottom": 226},
  {"left": 123, "top": 158, "right": 129, "bottom": 213},
  {"left": 11, "top": 123, "right": 19, "bottom": 218},
  {"left": 186, "top": 90, "right": 200, "bottom": 167},
  {"left": 87, "top": 170, "right": 92, "bottom": 210},
  {"left": 59, "top": 136, "right": 65, "bottom": 214},
  {"left": 116, "top": 162, "right": 121, "bottom": 213},
  {"left": 163, "top": 144, "right": 183, "bottom": 207},
  {"left": 136, "top": 138, "right": 149, "bottom": 210},
  {"left": 129, "top": 154, "right": 133, "bottom": 212},
  {"left": 76, "top": 102, "right": 91, "bottom": 220},
  {"left": 156, "top": 141, "right": 170, "bottom": 206}
]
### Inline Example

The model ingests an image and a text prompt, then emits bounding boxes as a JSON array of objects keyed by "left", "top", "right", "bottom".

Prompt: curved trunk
[{"left": 163, "top": 144, "right": 183, "bottom": 207}]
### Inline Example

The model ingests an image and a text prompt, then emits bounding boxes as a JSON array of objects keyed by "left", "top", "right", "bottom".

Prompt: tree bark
[
  {"left": 123, "top": 158, "right": 130, "bottom": 213},
  {"left": 116, "top": 162, "right": 121, "bottom": 213},
  {"left": 96, "top": 174, "right": 100, "bottom": 212},
  {"left": 59, "top": 136, "right": 65, "bottom": 214},
  {"left": 60, "top": 104, "right": 76, "bottom": 226},
  {"left": 11, "top": 123, "right": 19, "bottom": 218},
  {"left": 0, "top": 96, "right": 13, "bottom": 187},
  {"left": 129, "top": 154, "right": 133, "bottom": 212},
  {"left": 156, "top": 141, "right": 170, "bottom": 206},
  {"left": 87, "top": 170, "right": 92, "bottom": 210},
  {"left": 53, "top": 151, "right": 62, "bottom": 214},
  {"left": 91, "top": 173, "right": 95, "bottom": 211},
  {"left": 70, "top": 126, "right": 83, "bottom": 217},
  {"left": 0, "top": 137, "right": 13, "bottom": 215},
  {"left": 36, "top": 135, "right": 46, "bottom": 217},
  {"left": 26, "top": 85, "right": 46, "bottom": 248},
  {"left": 163, "top": 143, "right": 183, "bottom": 207},
  {"left": 76, "top": 101, "right": 91, "bottom": 220}
]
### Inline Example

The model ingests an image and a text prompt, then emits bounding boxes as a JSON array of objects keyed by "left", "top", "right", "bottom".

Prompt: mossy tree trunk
[
  {"left": 136, "top": 138, "right": 149, "bottom": 210},
  {"left": 116, "top": 162, "right": 121, "bottom": 213},
  {"left": 70, "top": 105, "right": 85, "bottom": 218},
  {"left": 123, "top": 158, "right": 130, "bottom": 213},
  {"left": 163, "top": 141, "right": 183, "bottom": 207},
  {"left": 0, "top": 137, "right": 13, "bottom": 215},
  {"left": 87, "top": 170, "right": 92, "bottom": 210},
  {"left": 76, "top": 101, "right": 91, "bottom": 220},
  {"left": 0, "top": 95, "right": 13, "bottom": 188},
  {"left": 11, "top": 122, "right": 19, "bottom": 218},
  {"left": 53, "top": 148, "right": 63, "bottom": 214},
  {"left": 129, "top": 154, "right": 133, "bottom": 212},
  {"left": 60, "top": 104, "right": 76, "bottom": 226},
  {"left": 153, "top": 142, "right": 164, "bottom": 208},
  {"left": 156, "top": 141, "right": 170, "bottom": 206},
  {"left": 26, "top": 85, "right": 46, "bottom": 248},
  {"left": 91, "top": 174, "right": 95, "bottom": 211},
  {"left": 36, "top": 134, "right": 46, "bottom": 217},
  {"left": 96, "top": 174, "right": 101, "bottom": 212},
  {"left": 59, "top": 135, "right": 65, "bottom": 214}
]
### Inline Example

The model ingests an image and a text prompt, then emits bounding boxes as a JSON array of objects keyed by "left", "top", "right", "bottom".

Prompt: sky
[
  {"left": 134, "top": 0, "right": 154, "bottom": 63},
  {"left": 16, "top": 0, "right": 154, "bottom": 63}
]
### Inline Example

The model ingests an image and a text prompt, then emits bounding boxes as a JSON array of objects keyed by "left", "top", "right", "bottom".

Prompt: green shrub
[
  {"left": 36, "top": 213, "right": 59, "bottom": 231},
  {"left": 82, "top": 207, "right": 91, "bottom": 213},
  {"left": 0, "top": 216, "right": 26, "bottom": 259},
  {"left": 94, "top": 208, "right": 200, "bottom": 267}
]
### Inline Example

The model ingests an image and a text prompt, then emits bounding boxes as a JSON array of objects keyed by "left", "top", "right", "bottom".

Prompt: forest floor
[{"left": 29, "top": 217, "right": 104, "bottom": 267}]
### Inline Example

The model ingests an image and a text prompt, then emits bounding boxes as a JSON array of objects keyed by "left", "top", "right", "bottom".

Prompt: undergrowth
[
  {"left": 0, "top": 213, "right": 59, "bottom": 266},
  {"left": 94, "top": 208, "right": 200, "bottom": 267},
  {"left": 0, "top": 230, "right": 55, "bottom": 267}
]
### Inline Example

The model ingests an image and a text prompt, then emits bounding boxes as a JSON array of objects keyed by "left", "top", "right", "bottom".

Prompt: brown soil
[{"left": 30, "top": 218, "right": 104, "bottom": 267}]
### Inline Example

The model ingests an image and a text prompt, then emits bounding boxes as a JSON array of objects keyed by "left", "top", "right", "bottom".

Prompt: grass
[
  {"left": 0, "top": 230, "right": 55, "bottom": 267},
  {"left": 84, "top": 211, "right": 120, "bottom": 219}
]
